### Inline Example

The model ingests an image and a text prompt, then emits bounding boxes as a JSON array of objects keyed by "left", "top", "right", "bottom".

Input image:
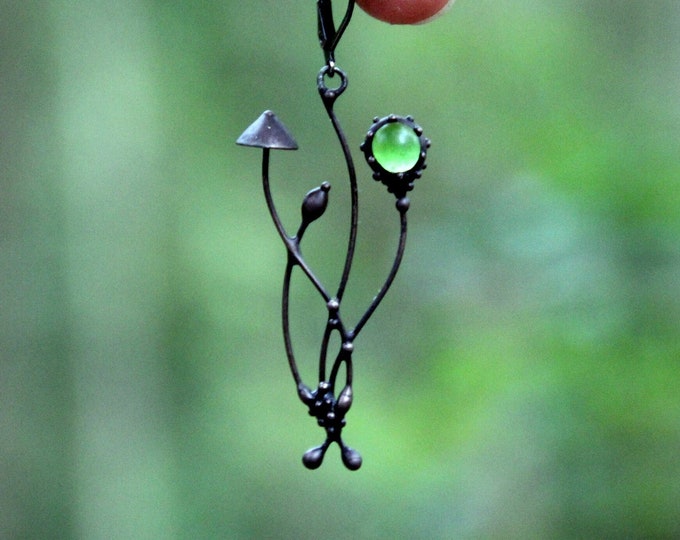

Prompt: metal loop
[{"left": 317, "top": 65, "right": 348, "bottom": 105}]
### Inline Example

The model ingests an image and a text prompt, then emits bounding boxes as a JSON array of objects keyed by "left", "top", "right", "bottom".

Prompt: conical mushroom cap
[{"left": 236, "top": 110, "right": 298, "bottom": 150}]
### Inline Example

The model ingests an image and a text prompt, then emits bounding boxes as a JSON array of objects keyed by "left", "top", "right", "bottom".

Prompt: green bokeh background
[{"left": 2, "top": 1, "right": 679, "bottom": 538}]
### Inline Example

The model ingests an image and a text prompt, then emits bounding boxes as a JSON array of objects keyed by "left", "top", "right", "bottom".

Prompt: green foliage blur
[{"left": 2, "top": 1, "right": 679, "bottom": 537}]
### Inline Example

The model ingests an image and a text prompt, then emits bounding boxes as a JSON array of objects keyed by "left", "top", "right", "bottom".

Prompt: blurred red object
[{"left": 355, "top": 0, "right": 453, "bottom": 25}]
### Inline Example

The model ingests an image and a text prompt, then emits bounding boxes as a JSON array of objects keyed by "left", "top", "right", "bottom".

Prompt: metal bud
[
  {"left": 297, "top": 383, "right": 315, "bottom": 405},
  {"left": 336, "top": 385, "right": 353, "bottom": 413},
  {"left": 301, "top": 182, "right": 331, "bottom": 224}
]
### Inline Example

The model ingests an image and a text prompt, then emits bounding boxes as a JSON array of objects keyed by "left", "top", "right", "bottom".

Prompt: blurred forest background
[{"left": 2, "top": 1, "right": 680, "bottom": 538}]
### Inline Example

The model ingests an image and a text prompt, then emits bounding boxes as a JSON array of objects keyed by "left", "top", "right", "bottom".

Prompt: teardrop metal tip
[
  {"left": 341, "top": 445, "right": 362, "bottom": 471},
  {"left": 236, "top": 110, "right": 299, "bottom": 150},
  {"left": 302, "top": 445, "right": 326, "bottom": 469}
]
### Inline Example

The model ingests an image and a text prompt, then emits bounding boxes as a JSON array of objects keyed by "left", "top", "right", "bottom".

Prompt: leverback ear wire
[
  {"left": 317, "top": 0, "right": 355, "bottom": 71},
  {"left": 237, "top": 0, "right": 430, "bottom": 470}
]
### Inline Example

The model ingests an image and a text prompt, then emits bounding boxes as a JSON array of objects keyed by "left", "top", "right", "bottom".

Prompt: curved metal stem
[
  {"left": 262, "top": 148, "right": 331, "bottom": 302},
  {"left": 318, "top": 67, "right": 358, "bottom": 302},
  {"left": 317, "top": 324, "right": 333, "bottom": 382},
  {"left": 329, "top": 349, "right": 353, "bottom": 390},
  {"left": 281, "top": 257, "right": 301, "bottom": 386},
  {"left": 352, "top": 202, "right": 409, "bottom": 339}
]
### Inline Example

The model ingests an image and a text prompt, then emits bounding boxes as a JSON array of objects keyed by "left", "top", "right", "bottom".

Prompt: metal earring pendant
[{"left": 237, "top": 0, "right": 430, "bottom": 470}]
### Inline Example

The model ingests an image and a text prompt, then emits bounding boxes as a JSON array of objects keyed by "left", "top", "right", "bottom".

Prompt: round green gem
[{"left": 372, "top": 122, "right": 421, "bottom": 174}]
